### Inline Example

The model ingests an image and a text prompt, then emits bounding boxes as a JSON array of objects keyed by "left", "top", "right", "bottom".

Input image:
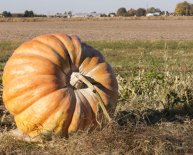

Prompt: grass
[
  {"left": 0, "top": 40, "right": 193, "bottom": 154},
  {"left": 0, "top": 41, "right": 20, "bottom": 71},
  {"left": 0, "top": 17, "right": 49, "bottom": 22},
  {"left": 89, "top": 40, "right": 193, "bottom": 76}
]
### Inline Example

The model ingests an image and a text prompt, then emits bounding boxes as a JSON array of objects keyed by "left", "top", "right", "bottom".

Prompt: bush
[
  {"left": 24, "top": 10, "right": 34, "bottom": 17},
  {"left": 128, "top": 9, "right": 136, "bottom": 16},
  {"left": 136, "top": 8, "right": 146, "bottom": 17},
  {"left": 147, "top": 7, "right": 161, "bottom": 13},
  {"left": 2, "top": 11, "right": 12, "bottom": 17},
  {"left": 117, "top": 7, "right": 128, "bottom": 17},
  {"left": 100, "top": 13, "right": 107, "bottom": 17}
]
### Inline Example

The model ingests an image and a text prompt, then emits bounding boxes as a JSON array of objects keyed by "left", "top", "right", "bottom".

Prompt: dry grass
[
  {"left": 0, "top": 40, "right": 193, "bottom": 154},
  {"left": 0, "top": 17, "right": 48, "bottom": 22},
  {"left": 0, "top": 122, "right": 193, "bottom": 155}
]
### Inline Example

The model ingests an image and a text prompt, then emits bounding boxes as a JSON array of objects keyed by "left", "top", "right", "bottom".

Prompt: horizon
[{"left": 1, "top": 0, "right": 193, "bottom": 15}]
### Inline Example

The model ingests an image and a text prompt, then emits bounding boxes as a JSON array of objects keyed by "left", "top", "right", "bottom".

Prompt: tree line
[
  {"left": 117, "top": 7, "right": 163, "bottom": 17},
  {"left": 1, "top": 1, "right": 193, "bottom": 17},
  {"left": 117, "top": 1, "right": 193, "bottom": 17},
  {"left": 1, "top": 10, "right": 47, "bottom": 17}
]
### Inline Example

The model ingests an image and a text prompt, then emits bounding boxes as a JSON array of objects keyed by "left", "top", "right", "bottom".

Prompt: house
[
  {"left": 153, "top": 12, "right": 161, "bottom": 16},
  {"left": 146, "top": 12, "right": 161, "bottom": 16},
  {"left": 73, "top": 13, "right": 90, "bottom": 18},
  {"left": 73, "top": 12, "right": 101, "bottom": 18},
  {"left": 146, "top": 13, "right": 154, "bottom": 16}
]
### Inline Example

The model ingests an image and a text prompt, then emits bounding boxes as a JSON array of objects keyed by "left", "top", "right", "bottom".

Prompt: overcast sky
[{"left": 1, "top": 0, "right": 193, "bottom": 14}]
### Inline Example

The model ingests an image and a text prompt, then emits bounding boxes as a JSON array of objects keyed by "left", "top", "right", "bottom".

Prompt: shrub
[
  {"left": 117, "top": 7, "right": 128, "bottom": 17},
  {"left": 2, "top": 11, "right": 12, "bottom": 17},
  {"left": 24, "top": 10, "right": 34, "bottom": 17},
  {"left": 128, "top": 9, "right": 136, "bottom": 16},
  {"left": 136, "top": 8, "right": 146, "bottom": 17}
]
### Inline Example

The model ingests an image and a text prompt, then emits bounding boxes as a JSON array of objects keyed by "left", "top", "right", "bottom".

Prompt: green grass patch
[
  {"left": 0, "top": 41, "right": 20, "bottom": 70},
  {"left": 87, "top": 40, "right": 193, "bottom": 76},
  {"left": 87, "top": 40, "right": 193, "bottom": 50}
]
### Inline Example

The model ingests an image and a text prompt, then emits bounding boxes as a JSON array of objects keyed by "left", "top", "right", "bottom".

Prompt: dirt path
[{"left": 0, "top": 20, "right": 193, "bottom": 41}]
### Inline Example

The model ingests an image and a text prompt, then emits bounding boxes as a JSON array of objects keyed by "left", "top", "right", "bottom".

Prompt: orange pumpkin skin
[{"left": 3, "top": 34, "right": 118, "bottom": 138}]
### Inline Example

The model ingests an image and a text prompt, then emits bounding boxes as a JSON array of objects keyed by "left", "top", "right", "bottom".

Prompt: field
[
  {"left": 0, "top": 19, "right": 193, "bottom": 154},
  {"left": 1, "top": 19, "right": 193, "bottom": 41}
]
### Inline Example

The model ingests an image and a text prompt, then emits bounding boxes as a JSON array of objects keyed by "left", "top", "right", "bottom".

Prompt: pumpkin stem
[{"left": 74, "top": 73, "right": 112, "bottom": 122}]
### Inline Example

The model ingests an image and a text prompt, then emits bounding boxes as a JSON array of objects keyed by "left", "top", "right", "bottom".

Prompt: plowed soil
[{"left": 1, "top": 20, "right": 193, "bottom": 41}]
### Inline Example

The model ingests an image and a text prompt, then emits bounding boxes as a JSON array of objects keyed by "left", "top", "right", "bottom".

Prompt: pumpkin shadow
[
  {"left": 116, "top": 88, "right": 193, "bottom": 126},
  {"left": 116, "top": 106, "right": 193, "bottom": 126}
]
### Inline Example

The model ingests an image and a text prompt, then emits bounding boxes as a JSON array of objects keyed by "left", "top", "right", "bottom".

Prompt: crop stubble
[{"left": 0, "top": 19, "right": 193, "bottom": 41}]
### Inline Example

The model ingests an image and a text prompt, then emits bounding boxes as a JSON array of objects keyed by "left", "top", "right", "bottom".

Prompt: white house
[
  {"left": 146, "top": 13, "right": 154, "bottom": 16},
  {"left": 73, "top": 13, "right": 89, "bottom": 18},
  {"left": 146, "top": 12, "right": 161, "bottom": 16},
  {"left": 73, "top": 12, "right": 101, "bottom": 18}
]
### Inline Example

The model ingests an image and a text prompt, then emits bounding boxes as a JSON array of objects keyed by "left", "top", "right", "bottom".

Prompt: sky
[{"left": 1, "top": 0, "right": 193, "bottom": 15}]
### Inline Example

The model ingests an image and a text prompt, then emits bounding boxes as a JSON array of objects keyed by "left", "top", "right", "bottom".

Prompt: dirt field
[{"left": 1, "top": 19, "right": 193, "bottom": 41}]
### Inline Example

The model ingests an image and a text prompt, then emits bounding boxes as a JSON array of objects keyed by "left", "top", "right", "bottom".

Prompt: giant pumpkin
[{"left": 3, "top": 34, "right": 118, "bottom": 140}]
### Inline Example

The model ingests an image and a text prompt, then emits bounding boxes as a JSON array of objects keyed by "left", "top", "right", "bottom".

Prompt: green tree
[
  {"left": 68, "top": 11, "right": 72, "bottom": 16},
  {"left": 24, "top": 10, "right": 34, "bottom": 17},
  {"left": 190, "top": 4, "right": 193, "bottom": 15},
  {"left": 128, "top": 8, "right": 136, "bottom": 16},
  {"left": 147, "top": 7, "right": 156, "bottom": 13},
  {"left": 117, "top": 7, "right": 128, "bottom": 16},
  {"left": 155, "top": 8, "right": 161, "bottom": 13},
  {"left": 136, "top": 8, "right": 146, "bottom": 17},
  {"left": 100, "top": 13, "right": 107, "bottom": 17},
  {"left": 2, "top": 11, "right": 12, "bottom": 17},
  {"left": 175, "top": 1, "right": 191, "bottom": 15}
]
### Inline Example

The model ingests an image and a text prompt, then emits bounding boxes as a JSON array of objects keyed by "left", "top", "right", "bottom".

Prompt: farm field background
[
  {"left": 1, "top": 19, "right": 193, "bottom": 41},
  {"left": 0, "top": 19, "right": 193, "bottom": 154}
]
